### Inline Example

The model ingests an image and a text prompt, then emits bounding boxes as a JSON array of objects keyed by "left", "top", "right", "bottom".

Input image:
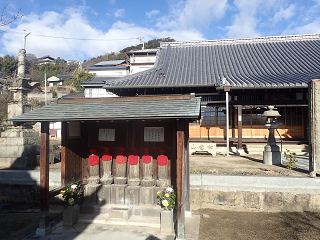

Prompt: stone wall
[
  {"left": 0, "top": 170, "right": 61, "bottom": 202},
  {"left": 190, "top": 174, "right": 320, "bottom": 212}
]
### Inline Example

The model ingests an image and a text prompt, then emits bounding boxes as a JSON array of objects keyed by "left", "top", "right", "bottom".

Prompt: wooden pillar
[
  {"left": 37, "top": 122, "right": 50, "bottom": 234},
  {"left": 184, "top": 121, "right": 190, "bottom": 212},
  {"left": 237, "top": 105, "right": 243, "bottom": 150},
  {"left": 177, "top": 121, "right": 185, "bottom": 239},
  {"left": 61, "top": 121, "right": 67, "bottom": 186},
  {"left": 232, "top": 106, "right": 236, "bottom": 138}
]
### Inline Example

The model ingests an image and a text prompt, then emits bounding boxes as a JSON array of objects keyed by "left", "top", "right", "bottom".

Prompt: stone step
[{"left": 79, "top": 204, "right": 161, "bottom": 228}]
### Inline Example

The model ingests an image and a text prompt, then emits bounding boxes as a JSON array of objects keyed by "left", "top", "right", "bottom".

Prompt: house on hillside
[
  {"left": 101, "top": 34, "right": 320, "bottom": 154},
  {"left": 37, "top": 55, "right": 55, "bottom": 65},
  {"left": 127, "top": 49, "right": 157, "bottom": 74},
  {"left": 85, "top": 60, "right": 129, "bottom": 76},
  {"left": 80, "top": 60, "right": 129, "bottom": 98}
]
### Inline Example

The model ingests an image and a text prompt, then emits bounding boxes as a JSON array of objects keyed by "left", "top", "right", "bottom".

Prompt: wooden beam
[
  {"left": 61, "top": 122, "right": 67, "bottom": 186},
  {"left": 238, "top": 106, "right": 243, "bottom": 149},
  {"left": 176, "top": 121, "right": 185, "bottom": 239},
  {"left": 39, "top": 122, "right": 49, "bottom": 230}
]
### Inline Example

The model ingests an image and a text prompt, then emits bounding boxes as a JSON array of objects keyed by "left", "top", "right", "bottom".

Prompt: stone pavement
[{"left": 23, "top": 210, "right": 200, "bottom": 240}]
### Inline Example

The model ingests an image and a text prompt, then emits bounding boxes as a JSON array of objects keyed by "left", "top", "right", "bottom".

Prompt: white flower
[
  {"left": 162, "top": 199, "right": 169, "bottom": 207},
  {"left": 166, "top": 187, "right": 173, "bottom": 193},
  {"left": 71, "top": 184, "right": 77, "bottom": 190}
]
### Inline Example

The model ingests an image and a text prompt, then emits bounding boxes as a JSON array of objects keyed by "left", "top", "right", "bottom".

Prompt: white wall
[{"left": 84, "top": 88, "right": 118, "bottom": 98}]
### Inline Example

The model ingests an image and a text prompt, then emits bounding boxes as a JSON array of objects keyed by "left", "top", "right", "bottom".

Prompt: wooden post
[
  {"left": 177, "top": 121, "right": 185, "bottom": 239},
  {"left": 238, "top": 105, "right": 243, "bottom": 150},
  {"left": 61, "top": 121, "right": 66, "bottom": 186},
  {"left": 232, "top": 106, "right": 236, "bottom": 139},
  {"left": 38, "top": 122, "right": 50, "bottom": 231}
]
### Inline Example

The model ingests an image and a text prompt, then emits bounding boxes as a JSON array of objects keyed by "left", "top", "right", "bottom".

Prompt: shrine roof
[
  {"left": 11, "top": 94, "right": 200, "bottom": 123},
  {"left": 102, "top": 33, "right": 320, "bottom": 90}
]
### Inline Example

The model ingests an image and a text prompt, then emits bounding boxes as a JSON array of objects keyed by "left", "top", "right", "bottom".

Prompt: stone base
[
  {"left": 97, "top": 185, "right": 111, "bottom": 204},
  {"left": 263, "top": 145, "right": 281, "bottom": 165},
  {"left": 125, "top": 186, "right": 140, "bottom": 205},
  {"left": 36, "top": 226, "right": 52, "bottom": 237},
  {"left": 114, "top": 177, "right": 127, "bottom": 185},
  {"left": 87, "top": 176, "right": 100, "bottom": 185},
  {"left": 156, "top": 179, "right": 170, "bottom": 187},
  {"left": 140, "top": 186, "right": 155, "bottom": 205},
  {"left": 111, "top": 185, "right": 126, "bottom": 204},
  {"left": 84, "top": 184, "right": 100, "bottom": 204},
  {"left": 237, "top": 148, "right": 245, "bottom": 156},
  {"left": 160, "top": 209, "right": 174, "bottom": 234},
  {"left": 109, "top": 207, "right": 132, "bottom": 220},
  {"left": 141, "top": 179, "right": 155, "bottom": 187},
  {"left": 63, "top": 204, "right": 78, "bottom": 226},
  {"left": 128, "top": 178, "right": 140, "bottom": 186},
  {"left": 100, "top": 177, "right": 113, "bottom": 185}
]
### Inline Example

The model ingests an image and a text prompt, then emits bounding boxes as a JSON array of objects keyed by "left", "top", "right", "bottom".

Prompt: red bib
[
  {"left": 142, "top": 155, "right": 152, "bottom": 164},
  {"left": 102, "top": 154, "right": 112, "bottom": 161},
  {"left": 89, "top": 155, "right": 99, "bottom": 166},
  {"left": 116, "top": 155, "right": 126, "bottom": 164},
  {"left": 129, "top": 155, "right": 139, "bottom": 165},
  {"left": 157, "top": 155, "right": 167, "bottom": 166}
]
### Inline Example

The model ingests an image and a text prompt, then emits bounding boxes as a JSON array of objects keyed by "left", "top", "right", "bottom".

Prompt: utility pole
[
  {"left": 23, "top": 30, "right": 31, "bottom": 50},
  {"left": 138, "top": 34, "right": 145, "bottom": 50}
]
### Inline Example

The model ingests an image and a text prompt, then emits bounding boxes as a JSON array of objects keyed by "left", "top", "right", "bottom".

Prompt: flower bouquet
[
  {"left": 60, "top": 182, "right": 82, "bottom": 207},
  {"left": 157, "top": 186, "right": 176, "bottom": 210}
]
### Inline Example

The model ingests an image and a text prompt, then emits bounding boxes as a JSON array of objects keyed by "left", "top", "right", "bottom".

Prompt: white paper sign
[
  {"left": 144, "top": 127, "right": 164, "bottom": 142},
  {"left": 98, "top": 129, "right": 115, "bottom": 141}
]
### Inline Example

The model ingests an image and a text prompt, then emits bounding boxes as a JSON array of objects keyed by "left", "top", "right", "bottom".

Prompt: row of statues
[{"left": 87, "top": 146, "right": 170, "bottom": 187}]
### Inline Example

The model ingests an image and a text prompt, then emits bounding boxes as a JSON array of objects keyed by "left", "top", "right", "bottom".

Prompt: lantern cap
[
  {"left": 130, "top": 146, "right": 137, "bottom": 151},
  {"left": 118, "top": 146, "right": 125, "bottom": 151},
  {"left": 262, "top": 106, "right": 281, "bottom": 118}
]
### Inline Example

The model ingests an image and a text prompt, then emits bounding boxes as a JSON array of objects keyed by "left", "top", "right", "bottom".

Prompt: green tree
[
  {"left": 0, "top": 55, "right": 18, "bottom": 77},
  {"left": 73, "top": 70, "right": 93, "bottom": 91}
]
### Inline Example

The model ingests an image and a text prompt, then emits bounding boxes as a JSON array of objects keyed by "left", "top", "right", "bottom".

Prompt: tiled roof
[
  {"left": 127, "top": 49, "right": 158, "bottom": 55},
  {"left": 94, "top": 60, "right": 126, "bottom": 66},
  {"left": 60, "top": 91, "right": 85, "bottom": 99},
  {"left": 104, "top": 34, "right": 320, "bottom": 90},
  {"left": 11, "top": 95, "right": 200, "bottom": 122},
  {"left": 85, "top": 66, "right": 129, "bottom": 70},
  {"left": 81, "top": 76, "right": 124, "bottom": 86}
]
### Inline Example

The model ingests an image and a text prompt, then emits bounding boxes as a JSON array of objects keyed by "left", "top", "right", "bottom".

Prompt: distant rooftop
[
  {"left": 127, "top": 49, "right": 158, "bottom": 55},
  {"left": 94, "top": 60, "right": 126, "bottom": 67}
]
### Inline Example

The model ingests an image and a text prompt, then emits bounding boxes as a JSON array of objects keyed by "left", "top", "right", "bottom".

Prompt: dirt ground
[
  {"left": 195, "top": 208, "right": 320, "bottom": 240},
  {"left": 189, "top": 154, "right": 310, "bottom": 177},
  {"left": 0, "top": 154, "right": 317, "bottom": 239}
]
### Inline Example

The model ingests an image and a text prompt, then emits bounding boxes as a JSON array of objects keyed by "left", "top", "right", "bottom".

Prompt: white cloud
[
  {"left": 146, "top": 10, "right": 160, "bottom": 18},
  {"left": 114, "top": 9, "right": 125, "bottom": 18},
  {"left": 156, "top": 0, "right": 228, "bottom": 31},
  {"left": 0, "top": 7, "right": 203, "bottom": 61},
  {"left": 224, "top": 0, "right": 280, "bottom": 38},
  {"left": 272, "top": 4, "right": 295, "bottom": 24}
]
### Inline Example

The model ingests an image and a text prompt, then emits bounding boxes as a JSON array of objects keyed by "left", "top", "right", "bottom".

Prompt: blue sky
[{"left": 1, "top": 0, "right": 320, "bottom": 61}]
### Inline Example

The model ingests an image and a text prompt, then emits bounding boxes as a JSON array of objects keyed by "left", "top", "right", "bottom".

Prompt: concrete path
[{"left": 23, "top": 213, "right": 200, "bottom": 240}]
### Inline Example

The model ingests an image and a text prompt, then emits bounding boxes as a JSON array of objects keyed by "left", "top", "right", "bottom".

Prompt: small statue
[
  {"left": 114, "top": 146, "right": 127, "bottom": 185},
  {"left": 156, "top": 149, "right": 169, "bottom": 187},
  {"left": 141, "top": 147, "right": 155, "bottom": 187},
  {"left": 100, "top": 146, "right": 113, "bottom": 185},
  {"left": 128, "top": 147, "right": 140, "bottom": 186},
  {"left": 88, "top": 147, "right": 100, "bottom": 185}
]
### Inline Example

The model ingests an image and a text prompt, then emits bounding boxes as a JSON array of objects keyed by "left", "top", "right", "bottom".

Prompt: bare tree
[{"left": 0, "top": 1, "right": 23, "bottom": 28}]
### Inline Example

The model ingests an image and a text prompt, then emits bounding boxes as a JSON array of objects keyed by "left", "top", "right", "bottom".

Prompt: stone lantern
[{"left": 262, "top": 106, "right": 281, "bottom": 165}]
